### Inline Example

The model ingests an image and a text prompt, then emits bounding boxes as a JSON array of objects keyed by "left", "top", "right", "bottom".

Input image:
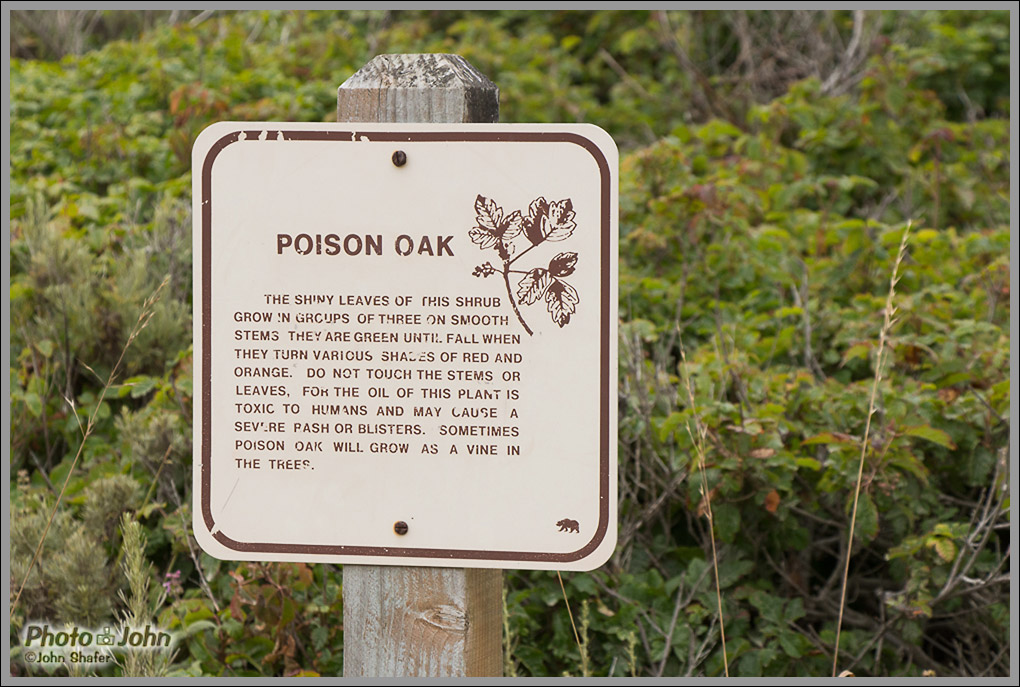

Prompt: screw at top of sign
[
  {"left": 394, "top": 521, "right": 409, "bottom": 535},
  {"left": 392, "top": 150, "right": 407, "bottom": 167}
]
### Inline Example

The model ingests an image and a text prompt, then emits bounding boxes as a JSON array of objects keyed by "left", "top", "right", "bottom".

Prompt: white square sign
[{"left": 193, "top": 122, "right": 618, "bottom": 570}]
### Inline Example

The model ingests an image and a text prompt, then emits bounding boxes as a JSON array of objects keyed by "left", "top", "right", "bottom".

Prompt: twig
[
  {"left": 654, "top": 10, "right": 744, "bottom": 129},
  {"left": 141, "top": 443, "right": 175, "bottom": 511},
  {"left": 832, "top": 224, "right": 910, "bottom": 676},
  {"left": 618, "top": 467, "right": 689, "bottom": 546},
  {"left": 821, "top": 10, "right": 866, "bottom": 95},
  {"left": 189, "top": 9, "right": 216, "bottom": 27},
  {"left": 967, "top": 386, "right": 1007, "bottom": 426},
  {"left": 28, "top": 452, "right": 56, "bottom": 493},
  {"left": 167, "top": 483, "right": 222, "bottom": 616},
  {"left": 656, "top": 561, "right": 712, "bottom": 676},
  {"left": 598, "top": 47, "right": 653, "bottom": 100},
  {"left": 843, "top": 597, "right": 894, "bottom": 675},
  {"left": 790, "top": 261, "right": 826, "bottom": 380}
]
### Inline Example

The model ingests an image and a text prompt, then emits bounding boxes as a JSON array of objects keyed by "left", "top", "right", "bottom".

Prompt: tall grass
[
  {"left": 832, "top": 224, "right": 911, "bottom": 676},
  {"left": 10, "top": 277, "right": 169, "bottom": 621}
]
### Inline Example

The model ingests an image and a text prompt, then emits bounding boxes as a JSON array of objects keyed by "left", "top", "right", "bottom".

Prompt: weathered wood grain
[
  {"left": 337, "top": 53, "right": 499, "bottom": 124},
  {"left": 338, "top": 53, "right": 503, "bottom": 678},
  {"left": 342, "top": 566, "right": 502, "bottom": 677}
]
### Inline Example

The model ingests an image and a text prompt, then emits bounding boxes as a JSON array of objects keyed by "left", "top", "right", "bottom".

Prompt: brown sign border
[{"left": 200, "top": 128, "right": 613, "bottom": 564}]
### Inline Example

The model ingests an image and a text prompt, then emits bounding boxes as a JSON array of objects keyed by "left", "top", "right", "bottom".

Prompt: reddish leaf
[
  {"left": 764, "top": 489, "right": 781, "bottom": 514},
  {"left": 229, "top": 592, "right": 244, "bottom": 620},
  {"left": 517, "top": 268, "right": 551, "bottom": 305},
  {"left": 545, "top": 279, "right": 579, "bottom": 327}
]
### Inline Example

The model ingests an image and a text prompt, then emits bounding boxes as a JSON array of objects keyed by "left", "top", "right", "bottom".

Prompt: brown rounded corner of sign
[
  {"left": 559, "top": 515, "right": 610, "bottom": 563},
  {"left": 201, "top": 502, "right": 216, "bottom": 533},
  {"left": 559, "top": 132, "right": 612, "bottom": 181},
  {"left": 200, "top": 129, "right": 251, "bottom": 180},
  {"left": 212, "top": 528, "right": 249, "bottom": 552}
]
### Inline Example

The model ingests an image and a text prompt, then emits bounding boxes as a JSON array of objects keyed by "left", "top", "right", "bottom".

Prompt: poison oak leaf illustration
[
  {"left": 468, "top": 228, "right": 498, "bottom": 250},
  {"left": 524, "top": 197, "right": 576, "bottom": 244},
  {"left": 474, "top": 194, "right": 502, "bottom": 232},
  {"left": 524, "top": 196, "right": 550, "bottom": 246},
  {"left": 517, "top": 268, "right": 551, "bottom": 305},
  {"left": 469, "top": 193, "right": 581, "bottom": 335},
  {"left": 545, "top": 279, "right": 579, "bottom": 327},
  {"left": 470, "top": 194, "right": 522, "bottom": 249},
  {"left": 548, "top": 252, "right": 578, "bottom": 278},
  {"left": 544, "top": 199, "right": 576, "bottom": 242}
]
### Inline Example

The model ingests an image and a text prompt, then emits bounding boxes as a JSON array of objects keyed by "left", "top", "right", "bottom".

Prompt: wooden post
[{"left": 337, "top": 54, "right": 503, "bottom": 678}]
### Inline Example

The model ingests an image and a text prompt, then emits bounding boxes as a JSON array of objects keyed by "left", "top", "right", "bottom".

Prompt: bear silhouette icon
[{"left": 556, "top": 518, "right": 580, "bottom": 533}]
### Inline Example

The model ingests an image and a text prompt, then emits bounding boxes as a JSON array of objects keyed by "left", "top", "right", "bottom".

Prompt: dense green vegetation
[{"left": 8, "top": 9, "right": 1010, "bottom": 677}]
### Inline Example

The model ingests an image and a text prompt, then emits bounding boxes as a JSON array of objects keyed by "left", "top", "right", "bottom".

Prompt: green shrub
[{"left": 9, "top": 9, "right": 1009, "bottom": 678}]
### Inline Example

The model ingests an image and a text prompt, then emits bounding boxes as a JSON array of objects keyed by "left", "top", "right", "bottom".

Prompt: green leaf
[
  {"left": 713, "top": 502, "right": 741, "bottom": 543},
  {"left": 888, "top": 452, "right": 930, "bottom": 485},
  {"left": 657, "top": 411, "right": 687, "bottom": 443},
  {"left": 9, "top": 282, "right": 34, "bottom": 302},
  {"left": 560, "top": 35, "right": 581, "bottom": 50},
  {"left": 738, "top": 649, "right": 761, "bottom": 677},
  {"left": 124, "top": 375, "right": 158, "bottom": 398},
  {"left": 902, "top": 424, "right": 957, "bottom": 449},
  {"left": 184, "top": 606, "right": 215, "bottom": 626},
  {"left": 853, "top": 492, "right": 879, "bottom": 543},
  {"left": 749, "top": 589, "right": 784, "bottom": 624},
  {"left": 716, "top": 556, "right": 753, "bottom": 587},
  {"left": 22, "top": 392, "right": 43, "bottom": 418},
  {"left": 932, "top": 537, "right": 957, "bottom": 562},
  {"left": 137, "top": 501, "right": 166, "bottom": 519},
  {"left": 311, "top": 625, "right": 329, "bottom": 650},
  {"left": 36, "top": 339, "right": 56, "bottom": 357},
  {"left": 570, "top": 574, "right": 597, "bottom": 595},
  {"left": 937, "top": 371, "right": 972, "bottom": 387},
  {"left": 803, "top": 432, "right": 855, "bottom": 446},
  {"left": 179, "top": 619, "right": 216, "bottom": 639},
  {"left": 795, "top": 457, "right": 822, "bottom": 471},
  {"left": 841, "top": 343, "right": 871, "bottom": 365}
]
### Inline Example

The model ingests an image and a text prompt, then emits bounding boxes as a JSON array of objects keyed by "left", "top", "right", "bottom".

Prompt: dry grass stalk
[
  {"left": 832, "top": 225, "right": 911, "bottom": 676},
  {"left": 679, "top": 339, "right": 729, "bottom": 677}
]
